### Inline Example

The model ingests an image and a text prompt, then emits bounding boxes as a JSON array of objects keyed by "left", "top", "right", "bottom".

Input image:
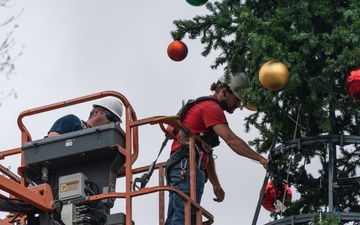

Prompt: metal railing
[{"left": 0, "top": 90, "right": 214, "bottom": 225}]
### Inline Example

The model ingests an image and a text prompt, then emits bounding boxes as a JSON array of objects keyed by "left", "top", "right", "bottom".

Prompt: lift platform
[{"left": 0, "top": 90, "right": 214, "bottom": 225}]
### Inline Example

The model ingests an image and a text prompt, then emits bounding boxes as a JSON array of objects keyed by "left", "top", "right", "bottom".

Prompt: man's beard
[{"left": 219, "top": 99, "right": 235, "bottom": 114}]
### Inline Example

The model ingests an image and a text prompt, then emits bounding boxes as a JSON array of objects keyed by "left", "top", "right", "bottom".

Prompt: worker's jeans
[{"left": 165, "top": 152, "right": 207, "bottom": 225}]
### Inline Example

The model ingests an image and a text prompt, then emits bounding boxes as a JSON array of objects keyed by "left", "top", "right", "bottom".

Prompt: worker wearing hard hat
[
  {"left": 165, "top": 73, "right": 268, "bottom": 225},
  {"left": 48, "top": 97, "right": 123, "bottom": 137}
]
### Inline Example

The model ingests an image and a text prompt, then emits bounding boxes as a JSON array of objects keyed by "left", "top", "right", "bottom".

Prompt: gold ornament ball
[
  {"left": 244, "top": 103, "right": 257, "bottom": 111},
  {"left": 259, "top": 60, "right": 289, "bottom": 91}
]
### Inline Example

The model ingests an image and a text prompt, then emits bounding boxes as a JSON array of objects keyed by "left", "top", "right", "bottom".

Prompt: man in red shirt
[{"left": 165, "top": 74, "right": 268, "bottom": 225}]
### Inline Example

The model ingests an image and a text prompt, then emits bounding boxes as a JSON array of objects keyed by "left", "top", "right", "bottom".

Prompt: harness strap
[
  {"left": 80, "top": 120, "right": 90, "bottom": 129},
  {"left": 133, "top": 136, "right": 170, "bottom": 190},
  {"left": 133, "top": 96, "right": 218, "bottom": 189},
  {"left": 164, "top": 146, "right": 207, "bottom": 184}
]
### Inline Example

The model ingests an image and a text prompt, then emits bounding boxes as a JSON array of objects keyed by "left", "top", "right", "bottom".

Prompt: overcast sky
[{"left": 0, "top": 1, "right": 286, "bottom": 224}]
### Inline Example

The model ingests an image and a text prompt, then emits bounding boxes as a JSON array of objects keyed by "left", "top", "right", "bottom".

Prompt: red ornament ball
[
  {"left": 167, "top": 40, "right": 188, "bottom": 62},
  {"left": 261, "top": 181, "right": 292, "bottom": 212},
  {"left": 347, "top": 67, "right": 360, "bottom": 102}
]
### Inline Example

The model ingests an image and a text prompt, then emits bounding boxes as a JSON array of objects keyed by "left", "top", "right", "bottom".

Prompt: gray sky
[{"left": 0, "top": 1, "right": 282, "bottom": 224}]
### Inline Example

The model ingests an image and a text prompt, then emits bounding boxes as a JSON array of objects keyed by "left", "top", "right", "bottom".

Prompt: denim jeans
[{"left": 165, "top": 148, "right": 207, "bottom": 225}]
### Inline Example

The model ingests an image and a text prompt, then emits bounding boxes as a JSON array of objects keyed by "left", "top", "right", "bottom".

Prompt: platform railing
[{"left": 0, "top": 90, "right": 214, "bottom": 225}]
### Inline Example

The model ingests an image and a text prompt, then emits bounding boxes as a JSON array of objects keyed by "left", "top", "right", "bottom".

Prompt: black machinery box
[{"left": 22, "top": 123, "right": 126, "bottom": 169}]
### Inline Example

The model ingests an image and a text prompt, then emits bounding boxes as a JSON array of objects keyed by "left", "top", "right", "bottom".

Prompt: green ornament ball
[{"left": 186, "top": 0, "right": 208, "bottom": 7}]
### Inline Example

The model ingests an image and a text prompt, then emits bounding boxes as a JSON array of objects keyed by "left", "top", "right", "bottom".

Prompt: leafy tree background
[{"left": 171, "top": 0, "right": 360, "bottom": 220}]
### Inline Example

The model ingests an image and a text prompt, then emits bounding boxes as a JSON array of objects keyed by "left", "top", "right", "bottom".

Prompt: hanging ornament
[
  {"left": 261, "top": 181, "right": 292, "bottom": 212},
  {"left": 346, "top": 67, "right": 360, "bottom": 102},
  {"left": 244, "top": 103, "right": 257, "bottom": 111},
  {"left": 259, "top": 60, "right": 289, "bottom": 91},
  {"left": 167, "top": 40, "right": 188, "bottom": 62},
  {"left": 186, "top": 0, "right": 208, "bottom": 7}
]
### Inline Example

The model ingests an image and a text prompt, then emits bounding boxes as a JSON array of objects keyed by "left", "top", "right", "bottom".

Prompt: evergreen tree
[{"left": 171, "top": 0, "right": 360, "bottom": 222}]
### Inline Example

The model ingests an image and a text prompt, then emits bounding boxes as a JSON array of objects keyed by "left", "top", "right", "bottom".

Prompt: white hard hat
[
  {"left": 219, "top": 73, "right": 250, "bottom": 100},
  {"left": 93, "top": 97, "right": 123, "bottom": 122}
]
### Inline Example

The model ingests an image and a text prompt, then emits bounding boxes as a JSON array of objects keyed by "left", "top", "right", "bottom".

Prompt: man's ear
[
  {"left": 222, "top": 88, "right": 227, "bottom": 97},
  {"left": 93, "top": 108, "right": 100, "bottom": 116}
]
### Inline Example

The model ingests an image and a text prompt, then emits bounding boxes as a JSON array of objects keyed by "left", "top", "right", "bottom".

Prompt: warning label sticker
[{"left": 60, "top": 180, "right": 79, "bottom": 193}]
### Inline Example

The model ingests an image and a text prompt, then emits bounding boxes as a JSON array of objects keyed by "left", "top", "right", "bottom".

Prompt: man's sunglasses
[{"left": 99, "top": 108, "right": 119, "bottom": 123}]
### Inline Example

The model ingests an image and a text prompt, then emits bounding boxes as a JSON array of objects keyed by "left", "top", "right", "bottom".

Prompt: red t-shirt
[{"left": 170, "top": 95, "right": 228, "bottom": 162}]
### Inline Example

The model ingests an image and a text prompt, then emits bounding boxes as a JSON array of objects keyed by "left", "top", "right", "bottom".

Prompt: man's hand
[
  {"left": 213, "top": 184, "right": 225, "bottom": 202},
  {"left": 260, "top": 157, "right": 268, "bottom": 169}
]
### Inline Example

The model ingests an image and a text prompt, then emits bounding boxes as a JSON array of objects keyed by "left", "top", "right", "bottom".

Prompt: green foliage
[
  {"left": 171, "top": 0, "right": 360, "bottom": 141},
  {"left": 313, "top": 212, "right": 339, "bottom": 225},
  {"left": 171, "top": 0, "right": 360, "bottom": 220}
]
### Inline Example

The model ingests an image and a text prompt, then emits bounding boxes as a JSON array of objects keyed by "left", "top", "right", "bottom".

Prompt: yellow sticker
[{"left": 60, "top": 180, "right": 79, "bottom": 192}]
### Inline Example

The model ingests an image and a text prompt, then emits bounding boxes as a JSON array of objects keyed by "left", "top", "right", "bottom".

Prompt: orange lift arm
[{"left": 0, "top": 90, "right": 214, "bottom": 225}]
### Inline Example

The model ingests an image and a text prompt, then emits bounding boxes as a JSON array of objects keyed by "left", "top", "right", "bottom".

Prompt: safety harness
[{"left": 132, "top": 96, "right": 220, "bottom": 190}]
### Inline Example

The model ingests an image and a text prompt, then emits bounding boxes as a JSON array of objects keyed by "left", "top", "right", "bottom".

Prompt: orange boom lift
[{"left": 0, "top": 90, "right": 214, "bottom": 225}]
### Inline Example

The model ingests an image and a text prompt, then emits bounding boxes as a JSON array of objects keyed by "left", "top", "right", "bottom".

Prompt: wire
[
  {"left": 53, "top": 200, "right": 64, "bottom": 218},
  {"left": 89, "top": 207, "right": 107, "bottom": 223},
  {"left": 83, "top": 214, "right": 101, "bottom": 225},
  {"left": 85, "top": 179, "right": 100, "bottom": 195},
  {"left": 287, "top": 114, "right": 309, "bottom": 132},
  {"left": 8, "top": 213, "right": 20, "bottom": 223},
  {"left": 280, "top": 104, "right": 302, "bottom": 217},
  {"left": 48, "top": 210, "right": 66, "bottom": 225},
  {"left": 3, "top": 199, "right": 35, "bottom": 211}
]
